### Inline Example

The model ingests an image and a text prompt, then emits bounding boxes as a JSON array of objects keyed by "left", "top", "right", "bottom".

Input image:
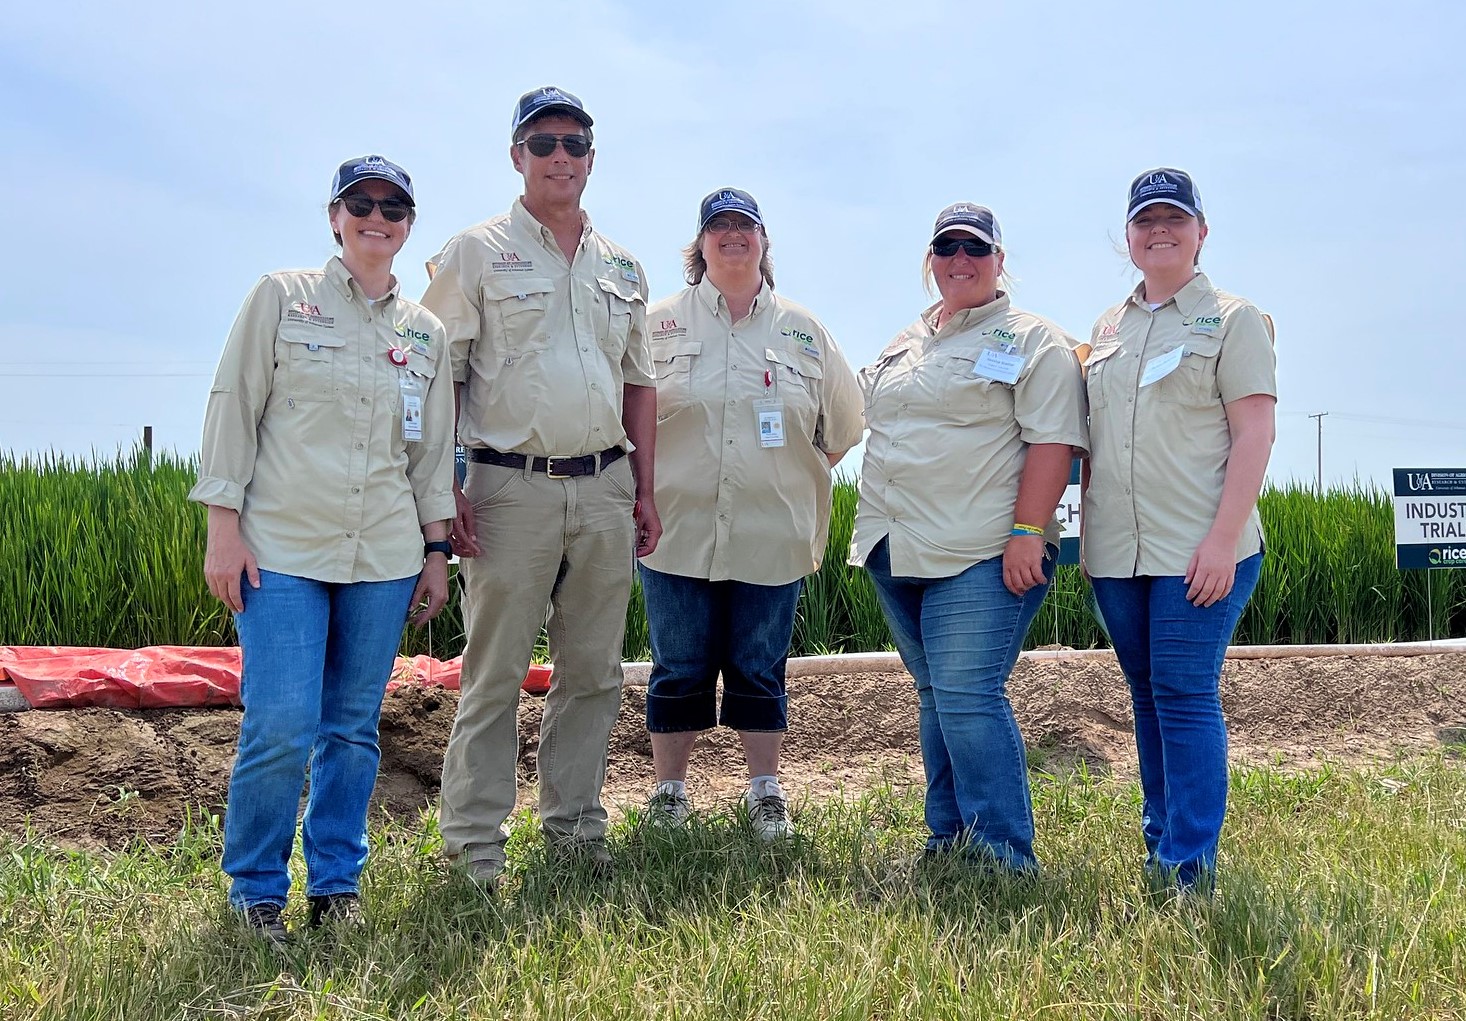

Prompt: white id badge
[
  {"left": 402, "top": 394, "right": 423, "bottom": 441},
  {"left": 753, "top": 398, "right": 786, "bottom": 448},
  {"left": 974, "top": 348, "right": 1024, "bottom": 384},
  {"left": 1140, "top": 346, "right": 1185, "bottom": 387}
]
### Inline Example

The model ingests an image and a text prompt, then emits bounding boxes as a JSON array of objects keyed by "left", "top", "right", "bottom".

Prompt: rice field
[{"left": 1, "top": 449, "right": 1462, "bottom": 658}]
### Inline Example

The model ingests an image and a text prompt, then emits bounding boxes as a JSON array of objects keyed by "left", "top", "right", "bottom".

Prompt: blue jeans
[
  {"left": 864, "top": 538, "right": 1053, "bottom": 870},
  {"left": 224, "top": 569, "right": 416, "bottom": 909},
  {"left": 639, "top": 565, "right": 803, "bottom": 732},
  {"left": 1089, "top": 553, "right": 1263, "bottom": 889}
]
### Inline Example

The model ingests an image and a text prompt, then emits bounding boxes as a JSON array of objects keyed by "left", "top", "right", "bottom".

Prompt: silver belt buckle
[{"left": 545, "top": 455, "right": 575, "bottom": 479}]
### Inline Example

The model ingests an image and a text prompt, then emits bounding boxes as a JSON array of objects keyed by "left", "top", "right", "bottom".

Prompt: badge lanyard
[
  {"left": 390, "top": 347, "right": 424, "bottom": 442},
  {"left": 752, "top": 367, "right": 786, "bottom": 449}
]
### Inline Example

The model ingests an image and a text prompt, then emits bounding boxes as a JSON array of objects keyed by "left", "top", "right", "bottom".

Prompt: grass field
[{"left": 2, "top": 756, "right": 1463, "bottom": 1020}]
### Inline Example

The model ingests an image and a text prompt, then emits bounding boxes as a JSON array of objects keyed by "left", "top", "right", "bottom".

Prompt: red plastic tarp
[{"left": 0, "top": 646, "right": 551, "bottom": 709}]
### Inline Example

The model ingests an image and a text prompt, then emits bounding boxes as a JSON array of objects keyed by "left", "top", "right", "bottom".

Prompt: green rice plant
[{"left": 2, "top": 452, "right": 1463, "bottom": 655}]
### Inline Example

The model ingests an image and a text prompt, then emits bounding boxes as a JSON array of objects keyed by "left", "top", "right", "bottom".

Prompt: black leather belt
[{"left": 467, "top": 447, "right": 625, "bottom": 478}]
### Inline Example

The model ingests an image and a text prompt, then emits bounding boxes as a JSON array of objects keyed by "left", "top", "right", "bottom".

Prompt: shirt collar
[
  {"left": 511, "top": 196, "right": 591, "bottom": 251},
  {"left": 694, "top": 276, "right": 771, "bottom": 320},
  {"left": 923, "top": 291, "right": 1011, "bottom": 336},
  {"left": 325, "top": 256, "right": 400, "bottom": 305},
  {"left": 1127, "top": 271, "right": 1213, "bottom": 315}
]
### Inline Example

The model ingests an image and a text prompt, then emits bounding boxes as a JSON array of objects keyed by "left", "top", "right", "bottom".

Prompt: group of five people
[{"left": 191, "top": 85, "right": 1276, "bottom": 940}]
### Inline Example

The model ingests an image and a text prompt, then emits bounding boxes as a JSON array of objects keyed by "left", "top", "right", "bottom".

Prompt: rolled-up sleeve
[
  {"left": 813, "top": 327, "right": 865, "bottom": 453},
  {"left": 620, "top": 259, "right": 655, "bottom": 388},
  {"left": 188, "top": 277, "right": 280, "bottom": 510},
  {"left": 405, "top": 316, "right": 458, "bottom": 527},
  {"left": 421, "top": 240, "right": 482, "bottom": 385}
]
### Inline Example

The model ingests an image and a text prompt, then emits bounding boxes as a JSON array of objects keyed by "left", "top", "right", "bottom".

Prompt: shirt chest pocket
[
  {"left": 595, "top": 276, "right": 643, "bottom": 356},
  {"left": 1157, "top": 333, "right": 1223, "bottom": 407},
  {"left": 765, "top": 347, "right": 823, "bottom": 406},
  {"left": 483, "top": 277, "right": 555, "bottom": 359},
  {"left": 940, "top": 355, "right": 1006, "bottom": 420},
  {"left": 278, "top": 327, "right": 346, "bottom": 402},
  {"left": 1084, "top": 344, "right": 1121, "bottom": 412},
  {"left": 651, "top": 338, "right": 701, "bottom": 421}
]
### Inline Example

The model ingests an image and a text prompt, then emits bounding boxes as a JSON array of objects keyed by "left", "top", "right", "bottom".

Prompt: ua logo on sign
[{"left": 1407, "top": 473, "right": 1435, "bottom": 491}]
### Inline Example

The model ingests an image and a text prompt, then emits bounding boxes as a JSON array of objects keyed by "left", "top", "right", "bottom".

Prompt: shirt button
[
  {"left": 355, "top": 443, "right": 364, "bottom": 450},
  {"left": 590, "top": 383, "right": 599, "bottom": 390},
  {"left": 731, "top": 364, "right": 738, "bottom": 370},
  {"left": 346, "top": 531, "right": 356, "bottom": 538},
  {"left": 360, "top": 397, "right": 369, "bottom": 404},
  {"left": 727, "top": 439, "right": 735, "bottom": 445},
  {"left": 728, "top": 399, "right": 736, "bottom": 406},
  {"left": 363, "top": 315, "right": 371, "bottom": 323},
  {"left": 351, "top": 487, "right": 360, "bottom": 494},
  {"left": 575, "top": 308, "right": 582, "bottom": 315},
  {"left": 582, "top": 346, "right": 590, "bottom": 352},
  {"left": 362, "top": 356, "right": 371, "bottom": 363}
]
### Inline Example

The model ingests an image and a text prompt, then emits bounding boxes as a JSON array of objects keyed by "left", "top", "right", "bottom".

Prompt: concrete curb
[
  {"left": 0, "top": 686, "right": 30, "bottom": 713},
  {"left": 619, "top": 638, "right": 1466, "bottom": 687}
]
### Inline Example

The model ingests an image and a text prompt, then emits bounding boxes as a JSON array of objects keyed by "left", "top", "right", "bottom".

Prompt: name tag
[
  {"left": 1140, "top": 346, "right": 1185, "bottom": 387},
  {"left": 399, "top": 374, "right": 424, "bottom": 442},
  {"left": 974, "top": 348, "right": 1024, "bottom": 384},
  {"left": 753, "top": 398, "right": 786, "bottom": 448}
]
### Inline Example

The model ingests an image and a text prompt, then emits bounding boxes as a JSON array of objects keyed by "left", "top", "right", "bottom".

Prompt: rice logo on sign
[{"left": 1429, "top": 548, "right": 1466, "bottom": 565}]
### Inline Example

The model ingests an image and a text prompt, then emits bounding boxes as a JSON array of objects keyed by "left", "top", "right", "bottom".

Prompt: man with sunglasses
[{"left": 421, "top": 86, "right": 659, "bottom": 888}]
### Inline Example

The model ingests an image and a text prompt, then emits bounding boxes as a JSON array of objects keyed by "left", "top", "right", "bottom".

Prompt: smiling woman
[
  {"left": 1082, "top": 167, "right": 1279, "bottom": 897},
  {"left": 187, "top": 154, "right": 456, "bottom": 943},
  {"left": 849, "top": 202, "right": 1089, "bottom": 872}
]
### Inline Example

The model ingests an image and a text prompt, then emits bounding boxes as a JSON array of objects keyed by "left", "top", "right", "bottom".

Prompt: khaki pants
[{"left": 438, "top": 456, "right": 636, "bottom": 857}]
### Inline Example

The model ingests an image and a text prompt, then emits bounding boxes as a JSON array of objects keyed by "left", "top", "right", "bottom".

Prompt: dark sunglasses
[
  {"left": 931, "top": 237, "right": 995, "bottom": 258},
  {"left": 517, "top": 133, "right": 592, "bottom": 158},
  {"left": 338, "top": 194, "right": 413, "bottom": 222}
]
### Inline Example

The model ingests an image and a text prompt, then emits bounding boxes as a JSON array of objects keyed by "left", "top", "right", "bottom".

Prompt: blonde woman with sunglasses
[{"left": 850, "top": 203, "right": 1087, "bottom": 873}]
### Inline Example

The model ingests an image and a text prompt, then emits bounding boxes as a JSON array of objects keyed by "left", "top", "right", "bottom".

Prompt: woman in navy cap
[
  {"left": 1082, "top": 168, "right": 1276, "bottom": 895},
  {"left": 638, "top": 188, "right": 863, "bottom": 839},
  {"left": 851, "top": 203, "right": 1087, "bottom": 872},
  {"left": 190, "top": 155, "right": 456, "bottom": 940}
]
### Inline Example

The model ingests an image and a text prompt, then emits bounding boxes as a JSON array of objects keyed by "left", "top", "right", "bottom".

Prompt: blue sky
[{"left": 7, "top": 0, "right": 1464, "bottom": 486}]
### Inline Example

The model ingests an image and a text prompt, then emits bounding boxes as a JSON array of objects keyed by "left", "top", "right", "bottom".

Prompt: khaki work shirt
[
  {"left": 1083, "top": 272, "right": 1277, "bottom": 577},
  {"left": 639, "top": 280, "right": 864, "bottom": 585},
  {"left": 190, "top": 258, "right": 456, "bottom": 583},
  {"left": 420, "top": 199, "right": 654, "bottom": 457},
  {"left": 850, "top": 294, "right": 1089, "bottom": 579}
]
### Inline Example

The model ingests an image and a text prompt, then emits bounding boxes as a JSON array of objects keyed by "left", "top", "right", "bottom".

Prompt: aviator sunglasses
[
  {"left": 931, "top": 237, "right": 996, "bottom": 258},
  {"left": 338, "top": 193, "right": 413, "bottom": 222},
  {"left": 517, "top": 133, "right": 592, "bottom": 158}
]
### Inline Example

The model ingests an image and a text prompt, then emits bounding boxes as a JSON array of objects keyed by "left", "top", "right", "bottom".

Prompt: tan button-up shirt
[
  {"left": 639, "top": 280, "right": 864, "bottom": 585},
  {"left": 1083, "top": 273, "right": 1277, "bottom": 577},
  {"left": 420, "top": 199, "right": 654, "bottom": 457},
  {"left": 190, "top": 258, "right": 456, "bottom": 583},
  {"left": 850, "top": 294, "right": 1089, "bottom": 579}
]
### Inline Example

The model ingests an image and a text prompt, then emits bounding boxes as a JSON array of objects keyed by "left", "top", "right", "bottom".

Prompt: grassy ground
[{"left": 2, "top": 756, "right": 1463, "bottom": 1020}]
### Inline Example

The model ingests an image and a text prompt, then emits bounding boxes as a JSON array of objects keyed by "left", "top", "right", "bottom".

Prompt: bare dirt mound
[{"left": 2, "top": 653, "right": 1462, "bottom": 849}]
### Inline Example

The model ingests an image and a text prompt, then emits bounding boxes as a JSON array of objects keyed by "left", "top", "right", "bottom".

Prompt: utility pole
[{"left": 1307, "top": 412, "right": 1327, "bottom": 493}]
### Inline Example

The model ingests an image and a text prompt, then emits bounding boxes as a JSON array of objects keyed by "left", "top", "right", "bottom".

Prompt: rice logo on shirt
[
  {"left": 603, "top": 253, "right": 639, "bottom": 283},
  {"left": 395, "top": 322, "right": 433, "bottom": 351},
  {"left": 780, "top": 327, "right": 820, "bottom": 359},
  {"left": 286, "top": 301, "right": 334, "bottom": 328}
]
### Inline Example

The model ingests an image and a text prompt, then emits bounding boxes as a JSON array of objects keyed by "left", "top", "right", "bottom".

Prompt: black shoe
[
  {"left": 307, "top": 893, "right": 363, "bottom": 929},
  {"left": 240, "top": 902, "right": 288, "bottom": 944}
]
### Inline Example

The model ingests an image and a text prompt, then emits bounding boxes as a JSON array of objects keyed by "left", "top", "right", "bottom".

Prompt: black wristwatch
[{"left": 424, "top": 540, "right": 454, "bottom": 558}]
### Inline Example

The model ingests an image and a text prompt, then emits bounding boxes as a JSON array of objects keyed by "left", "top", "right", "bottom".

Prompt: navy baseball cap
[
  {"left": 330, "top": 155, "right": 414, "bottom": 205},
  {"left": 511, "top": 86, "right": 593, "bottom": 136},
  {"left": 1127, "top": 167, "right": 1202, "bottom": 220},
  {"left": 698, "top": 188, "right": 763, "bottom": 231},
  {"left": 930, "top": 203, "right": 1001, "bottom": 247}
]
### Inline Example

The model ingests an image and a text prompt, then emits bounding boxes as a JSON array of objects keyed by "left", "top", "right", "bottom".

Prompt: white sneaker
[
  {"left": 746, "top": 783, "right": 794, "bottom": 841},
  {"left": 646, "top": 782, "right": 692, "bottom": 827}
]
